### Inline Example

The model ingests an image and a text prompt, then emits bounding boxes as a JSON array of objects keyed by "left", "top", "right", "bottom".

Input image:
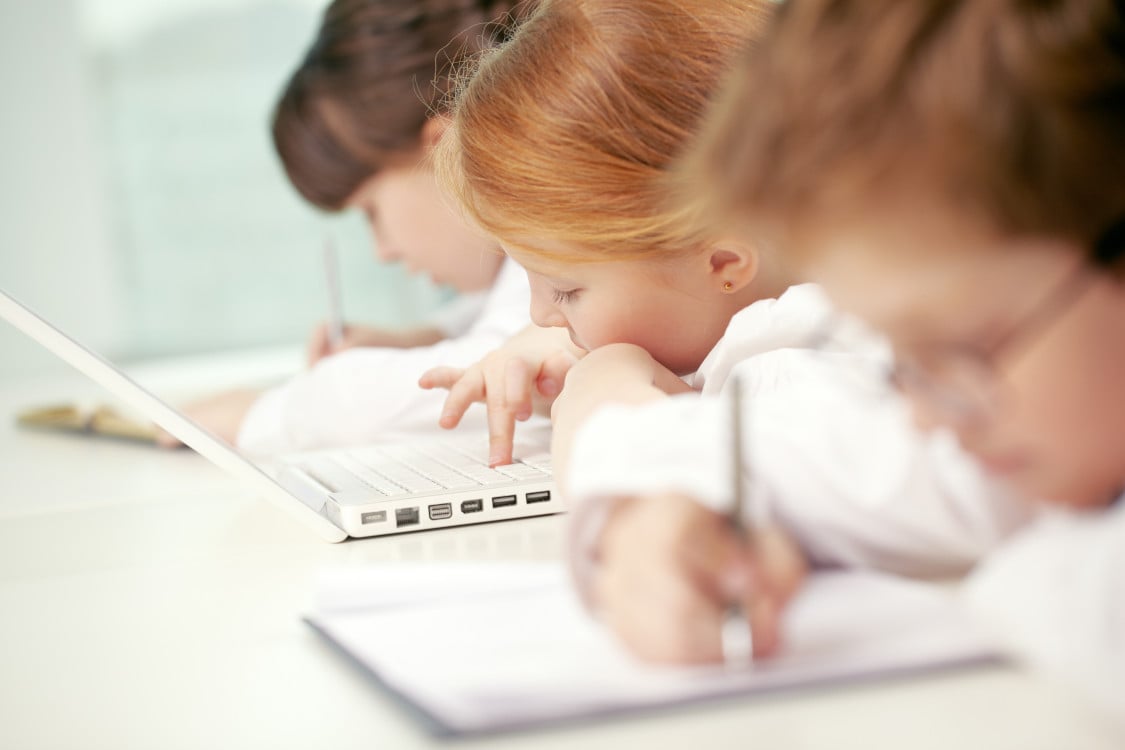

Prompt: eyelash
[{"left": 552, "top": 289, "right": 579, "bottom": 305}]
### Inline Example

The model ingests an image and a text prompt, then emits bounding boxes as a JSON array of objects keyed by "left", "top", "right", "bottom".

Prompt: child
[
  {"left": 680, "top": 0, "right": 1124, "bottom": 715},
  {"left": 422, "top": 0, "right": 1034, "bottom": 659},
  {"left": 164, "top": 0, "right": 537, "bottom": 454}
]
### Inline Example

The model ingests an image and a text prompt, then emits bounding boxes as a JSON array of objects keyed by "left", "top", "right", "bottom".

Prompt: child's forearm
[{"left": 550, "top": 344, "right": 679, "bottom": 495}]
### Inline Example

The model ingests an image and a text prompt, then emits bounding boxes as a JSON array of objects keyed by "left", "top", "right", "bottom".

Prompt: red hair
[{"left": 434, "top": 0, "right": 772, "bottom": 263}]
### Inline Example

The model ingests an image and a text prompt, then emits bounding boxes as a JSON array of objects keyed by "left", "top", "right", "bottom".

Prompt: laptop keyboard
[{"left": 302, "top": 441, "right": 552, "bottom": 498}]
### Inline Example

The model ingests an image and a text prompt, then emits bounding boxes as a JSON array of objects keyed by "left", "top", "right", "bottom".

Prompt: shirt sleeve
[
  {"left": 236, "top": 258, "right": 530, "bottom": 455},
  {"left": 961, "top": 501, "right": 1125, "bottom": 719},
  {"left": 566, "top": 347, "right": 1036, "bottom": 581}
]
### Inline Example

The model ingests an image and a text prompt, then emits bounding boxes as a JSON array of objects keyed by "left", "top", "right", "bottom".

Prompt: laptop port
[
  {"left": 361, "top": 510, "right": 387, "bottom": 525},
  {"left": 428, "top": 502, "right": 453, "bottom": 521},
  {"left": 526, "top": 490, "right": 551, "bottom": 504},
  {"left": 395, "top": 507, "right": 420, "bottom": 527},
  {"left": 460, "top": 499, "right": 483, "bottom": 514},
  {"left": 491, "top": 494, "right": 517, "bottom": 509}
]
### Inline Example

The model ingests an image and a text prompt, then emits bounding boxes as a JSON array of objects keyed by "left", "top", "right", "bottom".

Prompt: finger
[
  {"left": 536, "top": 351, "right": 576, "bottom": 398},
  {"left": 334, "top": 323, "right": 356, "bottom": 352},
  {"left": 677, "top": 517, "right": 747, "bottom": 600},
  {"left": 306, "top": 323, "right": 329, "bottom": 368},
  {"left": 746, "top": 593, "right": 783, "bottom": 658},
  {"left": 485, "top": 393, "right": 517, "bottom": 466},
  {"left": 154, "top": 427, "right": 183, "bottom": 449},
  {"left": 504, "top": 358, "right": 534, "bottom": 422},
  {"left": 754, "top": 527, "right": 809, "bottom": 603},
  {"left": 418, "top": 366, "right": 466, "bottom": 391},
  {"left": 439, "top": 372, "right": 487, "bottom": 429}
]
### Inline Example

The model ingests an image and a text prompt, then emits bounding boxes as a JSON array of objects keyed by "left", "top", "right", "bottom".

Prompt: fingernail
[
  {"left": 489, "top": 454, "right": 505, "bottom": 467},
  {"left": 539, "top": 378, "right": 559, "bottom": 396}
]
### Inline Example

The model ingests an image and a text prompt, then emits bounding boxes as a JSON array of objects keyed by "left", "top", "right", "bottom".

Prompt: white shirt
[
  {"left": 566, "top": 283, "right": 1124, "bottom": 718},
  {"left": 567, "top": 284, "right": 1034, "bottom": 578},
  {"left": 427, "top": 289, "right": 489, "bottom": 338},
  {"left": 962, "top": 497, "right": 1125, "bottom": 720},
  {"left": 237, "top": 258, "right": 530, "bottom": 455}
]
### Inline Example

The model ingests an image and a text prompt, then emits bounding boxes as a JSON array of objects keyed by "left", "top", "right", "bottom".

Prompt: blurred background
[{"left": 0, "top": 0, "right": 452, "bottom": 380}]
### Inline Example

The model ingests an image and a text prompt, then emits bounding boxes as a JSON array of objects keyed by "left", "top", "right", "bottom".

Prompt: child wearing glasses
[
  {"left": 678, "top": 0, "right": 1124, "bottom": 716},
  {"left": 423, "top": 0, "right": 1035, "bottom": 660}
]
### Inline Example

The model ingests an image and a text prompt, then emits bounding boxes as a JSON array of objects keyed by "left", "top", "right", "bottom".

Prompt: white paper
[{"left": 307, "top": 564, "right": 999, "bottom": 735}]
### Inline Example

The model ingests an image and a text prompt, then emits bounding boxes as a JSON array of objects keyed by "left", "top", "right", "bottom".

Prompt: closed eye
[{"left": 552, "top": 288, "right": 579, "bottom": 305}]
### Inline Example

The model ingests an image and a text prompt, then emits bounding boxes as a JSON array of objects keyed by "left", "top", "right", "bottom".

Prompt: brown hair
[
  {"left": 434, "top": 0, "right": 773, "bottom": 263},
  {"left": 692, "top": 0, "right": 1125, "bottom": 263},
  {"left": 272, "top": 0, "right": 527, "bottom": 210}
]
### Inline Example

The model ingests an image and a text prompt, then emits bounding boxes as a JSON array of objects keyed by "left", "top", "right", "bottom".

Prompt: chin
[{"left": 1012, "top": 469, "right": 1123, "bottom": 511}]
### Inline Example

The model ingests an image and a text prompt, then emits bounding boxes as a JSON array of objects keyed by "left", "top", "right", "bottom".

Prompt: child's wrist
[{"left": 567, "top": 494, "right": 635, "bottom": 614}]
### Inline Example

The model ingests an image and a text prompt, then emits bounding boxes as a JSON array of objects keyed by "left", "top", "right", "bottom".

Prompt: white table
[{"left": 0, "top": 355, "right": 1120, "bottom": 749}]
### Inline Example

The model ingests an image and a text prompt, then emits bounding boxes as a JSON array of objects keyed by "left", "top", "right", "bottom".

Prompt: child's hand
[
  {"left": 592, "top": 492, "right": 808, "bottom": 664},
  {"left": 154, "top": 388, "right": 262, "bottom": 449},
  {"left": 306, "top": 322, "right": 445, "bottom": 367},
  {"left": 417, "top": 324, "right": 583, "bottom": 466}
]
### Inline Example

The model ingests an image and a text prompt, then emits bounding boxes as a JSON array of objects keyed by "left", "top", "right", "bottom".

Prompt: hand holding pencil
[
  {"left": 590, "top": 492, "right": 807, "bottom": 664},
  {"left": 581, "top": 375, "right": 808, "bottom": 665}
]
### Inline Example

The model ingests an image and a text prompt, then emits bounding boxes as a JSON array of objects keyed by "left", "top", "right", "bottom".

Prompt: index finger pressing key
[{"left": 486, "top": 396, "right": 517, "bottom": 466}]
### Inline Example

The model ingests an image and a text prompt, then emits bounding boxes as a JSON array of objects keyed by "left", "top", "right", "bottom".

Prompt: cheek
[
  {"left": 574, "top": 301, "right": 711, "bottom": 373},
  {"left": 1002, "top": 311, "right": 1125, "bottom": 501}
]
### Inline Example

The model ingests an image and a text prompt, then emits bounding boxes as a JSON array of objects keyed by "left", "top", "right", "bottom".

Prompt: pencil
[
  {"left": 721, "top": 371, "right": 754, "bottom": 665},
  {"left": 323, "top": 236, "right": 344, "bottom": 351}
]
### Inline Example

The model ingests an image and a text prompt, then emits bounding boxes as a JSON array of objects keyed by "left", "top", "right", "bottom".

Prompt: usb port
[
  {"left": 526, "top": 490, "right": 551, "bottom": 504},
  {"left": 491, "top": 494, "right": 517, "bottom": 509},
  {"left": 395, "top": 507, "right": 420, "bottom": 527},
  {"left": 428, "top": 502, "right": 452, "bottom": 521},
  {"left": 460, "top": 499, "right": 483, "bottom": 514}
]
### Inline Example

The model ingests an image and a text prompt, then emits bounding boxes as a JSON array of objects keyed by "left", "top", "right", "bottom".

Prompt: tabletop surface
[{"left": 0, "top": 351, "right": 1120, "bottom": 750}]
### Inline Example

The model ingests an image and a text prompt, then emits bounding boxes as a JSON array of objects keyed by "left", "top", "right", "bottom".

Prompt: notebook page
[{"left": 307, "top": 564, "right": 999, "bottom": 735}]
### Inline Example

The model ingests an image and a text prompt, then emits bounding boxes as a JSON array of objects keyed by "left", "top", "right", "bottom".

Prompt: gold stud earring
[{"left": 722, "top": 281, "right": 734, "bottom": 292}]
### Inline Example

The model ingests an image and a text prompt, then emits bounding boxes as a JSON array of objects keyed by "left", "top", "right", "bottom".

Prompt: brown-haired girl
[
  {"left": 421, "top": 0, "right": 1031, "bottom": 666},
  {"left": 690, "top": 0, "right": 1125, "bottom": 716},
  {"left": 167, "top": 0, "right": 541, "bottom": 454}
]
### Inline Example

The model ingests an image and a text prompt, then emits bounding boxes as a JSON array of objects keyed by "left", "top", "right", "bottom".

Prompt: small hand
[
  {"left": 419, "top": 329, "right": 578, "bottom": 466},
  {"left": 593, "top": 492, "right": 807, "bottom": 664},
  {"left": 154, "top": 388, "right": 262, "bottom": 449}
]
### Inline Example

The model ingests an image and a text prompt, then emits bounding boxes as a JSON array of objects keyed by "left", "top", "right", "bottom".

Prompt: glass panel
[{"left": 0, "top": 0, "right": 452, "bottom": 380}]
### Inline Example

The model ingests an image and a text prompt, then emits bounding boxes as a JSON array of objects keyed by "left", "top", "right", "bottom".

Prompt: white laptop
[{"left": 0, "top": 289, "right": 558, "bottom": 543}]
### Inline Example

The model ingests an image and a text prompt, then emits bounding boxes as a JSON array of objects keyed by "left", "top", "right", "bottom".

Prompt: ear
[
  {"left": 707, "top": 238, "right": 759, "bottom": 293},
  {"left": 420, "top": 116, "right": 451, "bottom": 152}
]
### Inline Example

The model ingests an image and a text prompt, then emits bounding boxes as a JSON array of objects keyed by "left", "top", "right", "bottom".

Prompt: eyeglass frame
[{"left": 883, "top": 216, "right": 1125, "bottom": 424}]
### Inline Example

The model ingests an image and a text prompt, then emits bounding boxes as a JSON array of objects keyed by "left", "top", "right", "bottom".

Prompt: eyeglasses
[
  {"left": 798, "top": 216, "right": 1125, "bottom": 425},
  {"left": 887, "top": 217, "right": 1124, "bottom": 425},
  {"left": 887, "top": 261, "right": 1097, "bottom": 424}
]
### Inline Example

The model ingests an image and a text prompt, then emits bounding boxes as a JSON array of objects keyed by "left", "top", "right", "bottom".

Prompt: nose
[
  {"left": 374, "top": 240, "right": 400, "bottom": 264},
  {"left": 366, "top": 223, "right": 399, "bottom": 263},
  {"left": 529, "top": 292, "right": 567, "bottom": 329}
]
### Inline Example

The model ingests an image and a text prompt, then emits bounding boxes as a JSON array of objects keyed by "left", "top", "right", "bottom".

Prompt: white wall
[
  {"left": 1, "top": 0, "right": 454, "bottom": 381},
  {"left": 0, "top": 0, "right": 121, "bottom": 378}
]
